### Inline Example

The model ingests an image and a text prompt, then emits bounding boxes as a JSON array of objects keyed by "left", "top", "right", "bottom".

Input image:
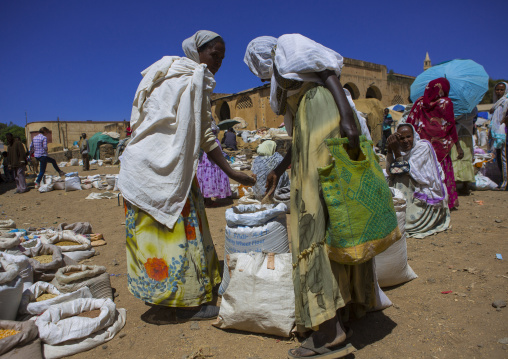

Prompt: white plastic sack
[
  {"left": 0, "top": 220, "right": 16, "bottom": 230},
  {"left": 69, "top": 158, "right": 79, "bottom": 166},
  {"left": 0, "top": 259, "right": 23, "bottom": 320},
  {"left": 35, "top": 298, "right": 116, "bottom": 345},
  {"left": 214, "top": 252, "right": 295, "bottom": 337},
  {"left": 0, "top": 235, "right": 20, "bottom": 251},
  {"left": 19, "top": 282, "right": 93, "bottom": 315},
  {"left": 65, "top": 177, "right": 82, "bottom": 192},
  {"left": 474, "top": 173, "right": 498, "bottom": 190},
  {"left": 0, "top": 320, "right": 40, "bottom": 356},
  {"left": 0, "top": 252, "right": 33, "bottom": 291},
  {"left": 58, "top": 162, "right": 68, "bottom": 168},
  {"left": 51, "top": 265, "right": 112, "bottom": 299},
  {"left": 26, "top": 244, "right": 66, "bottom": 282},
  {"left": 370, "top": 261, "right": 392, "bottom": 311},
  {"left": 375, "top": 188, "right": 418, "bottom": 287},
  {"left": 220, "top": 203, "right": 289, "bottom": 295},
  {"left": 52, "top": 180, "right": 65, "bottom": 191},
  {"left": 42, "top": 308, "right": 126, "bottom": 359},
  {"left": 63, "top": 249, "right": 95, "bottom": 262},
  {"left": 41, "top": 230, "right": 91, "bottom": 252},
  {"left": 39, "top": 181, "right": 54, "bottom": 193}
]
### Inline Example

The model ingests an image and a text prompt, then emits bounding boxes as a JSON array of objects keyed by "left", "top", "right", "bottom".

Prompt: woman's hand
[
  {"left": 340, "top": 119, "right": 360, "bottom": 149},
  {"left": 386, "top": 133, "right": 401, "bottom": 157},
  {"left": 265, "top": 171, "right": 279, "bottom": 197},
  {"left": 232, "top": 171, "right": 256, "bottom": 186}
]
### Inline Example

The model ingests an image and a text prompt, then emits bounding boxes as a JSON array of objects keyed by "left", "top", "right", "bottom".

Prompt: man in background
[
  {"left": 79, "top": 133, "right": 90, "bottom": 171},
  {"left": 381, "top": 108, "right": 394, "bottom": 154},
  {"left": 30, "top": 127, "right": 65, "bottom": 189},
  {"left": 6, "top": 133, "right": 27, "bottom": 193}
]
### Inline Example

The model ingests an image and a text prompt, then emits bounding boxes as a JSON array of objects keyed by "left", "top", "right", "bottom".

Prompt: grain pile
[
  {"left": 0, "top": 329, "right": 19, "bottom": 339},
  {"left": 32, "top": 255, "right": 53, "bottom": 264}
]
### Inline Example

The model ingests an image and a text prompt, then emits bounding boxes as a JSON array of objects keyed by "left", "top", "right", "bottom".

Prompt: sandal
[
  {"left": 288, "top": 342, "right": 356, "bottom": 358},
  {"left": 176, "top": 305, "right": 219, "bottom": 321}
]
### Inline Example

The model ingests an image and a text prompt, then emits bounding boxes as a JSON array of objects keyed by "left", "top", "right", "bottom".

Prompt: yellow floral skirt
[{"left": 125, "top": 178, "right": 221, "bottom": 307}]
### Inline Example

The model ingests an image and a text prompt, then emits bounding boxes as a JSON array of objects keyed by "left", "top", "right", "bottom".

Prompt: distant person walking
[
  {"left": 5, "top": 133, "right": 27, "bottom": 193},
  {"left": 489, "top": 82, "right": 508, "bottom": 190},
  {"left": 30, "top": 127, "right": 65, "bottom": 188},
  {"left": 79, "top": 133, "right": 90, "bottom": 171}
]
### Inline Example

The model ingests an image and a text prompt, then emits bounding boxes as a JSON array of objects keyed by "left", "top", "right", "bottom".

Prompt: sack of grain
[
  {"left": 219, "top": 203, "right": 289, "bottom": 295},
  {"left": 0, "top": 259, "right": 23, "bottom": 320},
  {"left": 374, "top": 188, "right": 417, "bottom": 287},
  {"left": 0, "top": 252, "right": 33, "bottom": 291},
  {"left": 0, "top": 234, "right": 21, "bottom": 254},
  {"left": 41, "top": 230, "right": 92, "bottom": 252},
  {"left": 64, "top": 177, "right": 82, "bottom": 192},
  {"left": 0, "top": 220, "right": 16, "bottom": 231},
  {"left": 51, "top": 265, "right": 112, "bottom": 299},
  {"left": 0, "top": 320, "right": 41, "bottom": 358},
  {"left": 26, "top": 244, "right": 67, "bottom": 282},
  {"left": 18, "top": 282, "right": 93, "bottom": 316}
]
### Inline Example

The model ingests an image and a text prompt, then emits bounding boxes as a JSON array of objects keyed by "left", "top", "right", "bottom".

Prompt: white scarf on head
[
  {"left": 182, "top": 30, "right": 220, "bottom": 63},
  {"left": 244, "top": 36, "right": 277, "bottom": 79},
  {"left": 388, "top": 124, "right": 448, "bottom": 207}
]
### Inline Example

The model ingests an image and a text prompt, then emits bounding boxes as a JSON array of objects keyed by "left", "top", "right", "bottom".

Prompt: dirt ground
[{"left": 1, "top": 163, "right": 507, "bottom": 359}]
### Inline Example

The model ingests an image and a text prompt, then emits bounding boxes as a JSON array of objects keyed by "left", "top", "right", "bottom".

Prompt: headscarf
[
  {"left": 245, "top": 34, "right": 344, "bottom": 135},
  {"left": 490, "top": 82, "right": 508, "bottom": 149},
  {"left": 182, "top": 30, "right": 220, "bottom": 63},
  {"left": 389, "top": 123, "right": 448, "bottom": 207},
  {"left": 257, "top": 140, "right": 277, "bottom": 156},
  {"left": 406, "top": 78, "right": 458, "bottom": 162},
  {"left": 244, "top": 36, "right": 277, "bottom": 79}
]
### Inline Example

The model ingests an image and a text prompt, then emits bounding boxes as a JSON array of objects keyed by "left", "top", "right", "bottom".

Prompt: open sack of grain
[
  {"left": 18, "top": 282, "right": 93, "bottom": 316},
  {"left": 25, "top": 244, "right": 69, "bottom": 282},
  {"left": 0, "top": 320, "right": 42, "bottom": 359},
  {"left": 41, "top": 230, "right": 94, "bottom": 262},
  {"left": 0, "top": 259, "right": 23, "bottom": 321},
  {"left": 35, "top": 298, "right": 126, "bottom": 359},
  {"left": 51, "top": 265, "right": 112, "bottom": 299}
]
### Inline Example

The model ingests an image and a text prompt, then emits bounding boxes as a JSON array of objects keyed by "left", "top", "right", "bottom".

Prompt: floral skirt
[
  {"left": 196, "top": 143, "right": 231, "bottom": 199},
  {"left": 125, "top": 178, "right": 221, "bottom": 307}
]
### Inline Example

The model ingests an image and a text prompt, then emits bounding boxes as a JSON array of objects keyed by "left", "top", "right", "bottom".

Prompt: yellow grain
[
  {"left": 36, "top": 293, "right": 58, "bottom": 302},
  {"left": 55, "top": 241, "right": 80, "bottom": 246},
  {"left": 0, "top": 329, "right": 20, "bottom": 339},
  {"left": 32, "top": 255, "right": 53, "bottom": 264}
]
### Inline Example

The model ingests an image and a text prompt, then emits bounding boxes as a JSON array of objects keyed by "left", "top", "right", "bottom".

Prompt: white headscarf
[
  {"left": 490, "top": 82, "right": 508, "bottom": 149},
  {"left": 244, "top": 36, "right": 277, "bottom": 79},
  {"left": 245, "top": 34, "right": 344, "bottom": 135},
  {"left": 182, "top": 30, "right": 220, "bottom": 63},
  {"left": 388, "top": 123, "right": 448, "bottom": 207}
]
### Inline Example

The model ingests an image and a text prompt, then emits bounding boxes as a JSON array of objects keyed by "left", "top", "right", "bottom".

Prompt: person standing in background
[
  {"left": 6, "top": 133, "right": 27, "bottom": 193},
  {"left": 79, "top": 133, "right": 90, "bottom": 171},
  {"left": 381, "top": 108, "right": 393, "bottom": 154},
  {"left": 2, "top": 151, "right": 14, "bottom": 182},
  {"left": 30, "top": 127, "right": 65, "bottom": 189}
]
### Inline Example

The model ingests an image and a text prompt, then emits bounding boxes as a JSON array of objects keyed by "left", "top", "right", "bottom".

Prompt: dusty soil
[{"left": 1, "top": 163, "right": 507, "bottom": 359}]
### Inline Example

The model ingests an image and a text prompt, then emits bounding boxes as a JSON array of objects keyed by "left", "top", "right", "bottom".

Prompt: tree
[{"left": 0, "top": 122, "right": 26, "bottom": 144}]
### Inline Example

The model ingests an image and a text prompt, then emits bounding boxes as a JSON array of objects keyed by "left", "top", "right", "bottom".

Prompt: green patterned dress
[
  {"left": 125, "top": 178, "right": 221, "bottom": 307},
  {"left": 288, "top": 85, "right": 375, "bottom": 330}
]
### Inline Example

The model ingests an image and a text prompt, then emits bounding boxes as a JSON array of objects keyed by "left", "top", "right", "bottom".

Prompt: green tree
[{"left": 0, "top": 122, "right": 26, "bottom": 144}]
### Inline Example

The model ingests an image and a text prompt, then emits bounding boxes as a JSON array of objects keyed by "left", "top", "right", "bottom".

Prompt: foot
[
  {"left": 289, "top": 316, "right": 347, "bottom": 357},
  {"left": 176, "top": 305, "right": 219, "bottom": 321},
  {"left": 34, "top": 182, "right": 40, "bottom": 189},
  {"left": 59, "top": 171, "right": 66, "bottom": 177}
]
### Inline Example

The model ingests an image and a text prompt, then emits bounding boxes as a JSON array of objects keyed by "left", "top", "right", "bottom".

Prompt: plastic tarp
[{"left": 87, "top": 132, "right": 119, "bottom": 160}]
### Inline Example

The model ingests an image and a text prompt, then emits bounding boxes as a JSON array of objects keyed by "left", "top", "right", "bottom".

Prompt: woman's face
[
  {"left": 397, "top": 126, "right": 414, "bottom": 152},
  {"left": 495, "top": 83, "right": 506, "bottom": 98},
  {"left": 199, "top": 42, "right": 225, "bottom": 75}
]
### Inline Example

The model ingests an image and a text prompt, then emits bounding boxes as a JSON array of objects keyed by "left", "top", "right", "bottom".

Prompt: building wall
[
  {"left": 211, "top": 57, "right": 414, "bottom": 131},
  {"left": 25, "top": 120, "right": 128, "bottom": 149}
]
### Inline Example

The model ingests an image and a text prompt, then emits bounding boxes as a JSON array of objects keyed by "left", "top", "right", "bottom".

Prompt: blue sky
[{"left": 1, "top": 0, "right": 506, "bottom": 126}]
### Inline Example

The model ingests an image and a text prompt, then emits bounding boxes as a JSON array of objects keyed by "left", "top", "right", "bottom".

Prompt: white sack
[
  {"left": 69, "top": 158, "right": 79, "bottom": 166},
  {"left": 41, "top": 231, "right": 91, "bottom": 252},
  {"left": 220, "top": 204, "right": 289, "bottom": 295},
  {"left": 65, "top": 177, "right": 82, "bottom": 192},
  {"left": 0, "top": 252, "right": 33, "bottom": 291},
  {"left": 42, "top": 308, "right": 126, "bottom": 359},
  {"left": 375, "top": 188, "right": 418, "bottom": 287},
  {"left": 0, "top": 235, "right": 20, "bottom": 251},
  {"left": 35, "top": 298, "right": 116, "bottom": 345},
  {"left": 19, "top": 282, "right": 93, "bottom": 315},
  {"left": 0, "top": 220, "right": 16, "bottom": 230},
  {"left": 51, "top": 265, "right": 112, "bottom": 299},
  {"left": 63, "top": 249, "right": 95, "bottom": 262},
  {"left": 0, "top": 320, "right": 40, "bottom": 356},
  {"left": 473, "top": 173, "right": 498, "bottom": 190},
  {"left": 214, "top": 252, "right": 295, "bottom": 337},
  {"left": 0, "top": 259, "right": 23, "bottom": 320}
]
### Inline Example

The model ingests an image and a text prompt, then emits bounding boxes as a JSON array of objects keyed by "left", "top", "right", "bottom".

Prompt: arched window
[
  {"left": 366, "top": 86, "right": 382, "bottom": 101},
  {"left": 236, "top": 95, "right": 253, "bottom": 109},
  {"left": 219, "top": 102, "right": 231, "bottom": 121},
  {"left": 343, "top": 83, "right": 360, "bottom": 100}
]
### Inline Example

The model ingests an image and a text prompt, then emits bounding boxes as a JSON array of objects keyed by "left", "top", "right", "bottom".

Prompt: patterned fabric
[
  {"left": 407, "top": 78, "right": 458, "bottom": 162},
  {"left": 30, "top": 134, "right": 48, "bottom": 158},
  {"left": 196, "top": 139, "right": 231, "bottom": 199},
  {"left": 390, "top": 174, "right": 450, "bottom": 239},
  {"left": 389, "top": 160, "right": 411, "bottom": 175},
  {"left": 125, "top": 178, "right": 221, "bottom": 307},
  {"left": 289, "top": 86, "right": 375, "bottom": 330},
  {"left": 318, "top": 136, "right": 400, "bottom": 265},
  {"left": 441, "top": 155, "right": 458, "bottom": 209},
  {"left": 251, "top": 152, "right": 290, "bottom": 200}
]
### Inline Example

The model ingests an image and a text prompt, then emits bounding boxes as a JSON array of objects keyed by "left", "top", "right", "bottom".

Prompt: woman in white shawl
[
  {"left": 386, "top": 123, "right": 450, "bottom": 238},
  {"left": 489, "top": 82, "right": 508, "bottom": 190},
  {"left": 245, "top": 34, "right": 374, "bottom": 358},
  {"left": 118, "top": 31, "right": 255, "bottom": 320}
]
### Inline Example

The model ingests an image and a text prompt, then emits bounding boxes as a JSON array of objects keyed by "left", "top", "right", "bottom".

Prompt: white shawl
[
  {"left": 490, "top": 82, "right": 508, "bottom": 148},
  {"left": 118, "top": 56, "right": 215, "bottom": 229},
  {"left": 388, "top": 124, "right": 448, "bottom": 208}
]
